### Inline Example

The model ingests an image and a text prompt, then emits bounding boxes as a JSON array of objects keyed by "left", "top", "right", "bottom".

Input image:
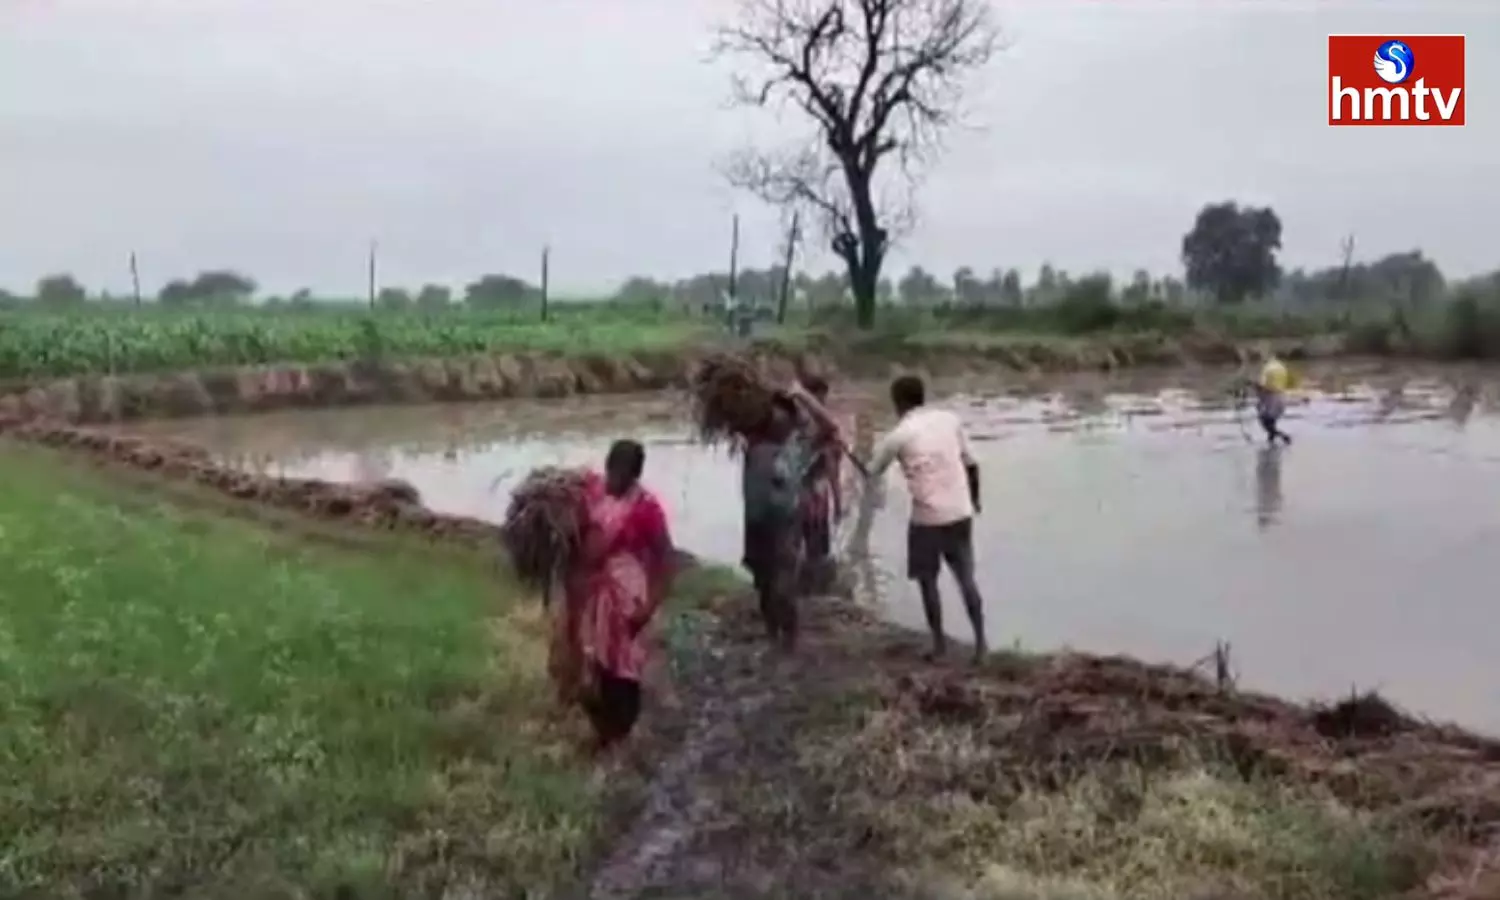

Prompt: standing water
[{"left": 131, "top": 368, "right": 1500, "bottom": 732}]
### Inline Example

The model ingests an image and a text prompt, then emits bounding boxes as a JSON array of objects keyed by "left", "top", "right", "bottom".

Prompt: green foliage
[
  {"left": 35, "top": 274, "right": 87, "bottom": 308},
  {"left": 1051, "top": 273, "right": 1120, "bottom": 333},
  {"left": 0, "top": 306, "right": 701, "bottom": 379},
  {"left": 1344, "top": 277, "right": 1500, "bottom": 360},
  {"left": 0, "top": 445, "right": 597, "bottom": 896},
  {"left": 464, "top": 273, "right": 536, "bottom": 310},
  {"left": 6, "top": 252, "right": 1500, "bottom": 380},
  {"left": 415, "top": 284, "right": 452, "bottom": 310},
  {"left": 375, "top": 286, "right": 413, "bottom": 310},
  {"left": 158, "top": 270, "right": 257, "bottom": 308}
]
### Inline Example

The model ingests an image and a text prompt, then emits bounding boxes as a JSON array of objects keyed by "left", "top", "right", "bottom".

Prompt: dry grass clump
[
  {"left": 958, "top": 764, "right": 1423, "bottom": 900},
  {"left": 499, "top": 465, "right": 592, "bottom": 596},
  {"left": 702, "top": 638, "right": 1481, "bottom": 900},
  {"left": 795, "top": 686, "right": 1432, "bottom": 899}
]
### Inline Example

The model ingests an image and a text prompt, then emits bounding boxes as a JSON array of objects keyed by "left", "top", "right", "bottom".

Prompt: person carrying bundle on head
[
  {"left": 741, "top": 393, "right": 814, "bottom": 651},
  {"left": 556, "top": 439, "right": 676, "bottom": 753},
  {"left": 1248, "top": 345, "right": 1293, "bottom": 446}
]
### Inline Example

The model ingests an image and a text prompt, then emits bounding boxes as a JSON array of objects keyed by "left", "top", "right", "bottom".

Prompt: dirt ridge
[{"left": 0, "top": 333, "right": 1347, "bottom": 426}]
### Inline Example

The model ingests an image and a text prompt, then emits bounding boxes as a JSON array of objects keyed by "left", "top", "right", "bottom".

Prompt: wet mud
[
  {"left": 581, "top": 593, "right": 1500, "bottom": 899},
  {"left": 0, "top": 332, "right": 1345, "bottom": 426}
]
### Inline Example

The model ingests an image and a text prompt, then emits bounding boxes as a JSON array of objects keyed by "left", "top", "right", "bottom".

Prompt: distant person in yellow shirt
[{"left": 1250, "top": 348, "right": 1293, "bottom": 446}]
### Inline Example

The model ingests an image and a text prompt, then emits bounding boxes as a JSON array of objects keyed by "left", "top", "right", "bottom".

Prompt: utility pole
[
  {"left": 727, "top": 213, "right": 740, "bottom": 301},
  {"left": 540, "top": 245, "right": 550, "bottom": 322},
  {"left": 128, "top": 251, "right": 141, "bottom": 306},
  {"left": 367, "top": 240, "right": 378, "bottom": 309},
  {"left": 776, "top": 211, "right": 800, "bottom": 324}
]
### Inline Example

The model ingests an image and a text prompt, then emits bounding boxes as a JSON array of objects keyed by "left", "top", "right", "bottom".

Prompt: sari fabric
[{"left": 566, "top": 473, "right": 673, "bottom": 684}]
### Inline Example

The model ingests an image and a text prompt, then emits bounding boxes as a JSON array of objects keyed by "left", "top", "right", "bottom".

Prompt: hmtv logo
[{"left": 1328, "top": 35, "right": 1465, "bottom": 126}]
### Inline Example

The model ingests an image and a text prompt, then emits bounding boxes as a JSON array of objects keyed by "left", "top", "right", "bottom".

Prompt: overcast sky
[{"left": 0, "top": 0, "right": 1494, "bottom": 297}]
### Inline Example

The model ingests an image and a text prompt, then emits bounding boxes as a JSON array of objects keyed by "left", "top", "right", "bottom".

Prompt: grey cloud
[{"left": 1, "top": 0, "right": 1494, "bottom": 296}]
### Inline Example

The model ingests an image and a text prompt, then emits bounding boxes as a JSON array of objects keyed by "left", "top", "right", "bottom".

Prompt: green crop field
[
  {"left": 0, "top": 443, "right": 598, "bottom": 895},
  {"left": 0, "top": 307, "right": 704, "bottom": 380}
]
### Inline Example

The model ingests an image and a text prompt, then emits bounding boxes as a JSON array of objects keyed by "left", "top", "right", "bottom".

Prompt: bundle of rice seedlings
[
  {"left": 500, "top": 465, "right": 592, "bottom": 599},
  {"left": 689, "top": 352, "right": 778, "bottom": 444}
]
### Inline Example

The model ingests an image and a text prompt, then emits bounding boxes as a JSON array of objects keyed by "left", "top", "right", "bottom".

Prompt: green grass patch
[{"left": 0, "top": 443, "right": 608, "bottom": 897}]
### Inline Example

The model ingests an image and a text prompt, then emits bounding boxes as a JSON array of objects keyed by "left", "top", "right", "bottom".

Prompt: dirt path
[
  {"left": 575, "top": 588, "right": 1500, "bottom": 900},
  {"left": 578, "top": 595, "right": 948, "bottom": 900}
]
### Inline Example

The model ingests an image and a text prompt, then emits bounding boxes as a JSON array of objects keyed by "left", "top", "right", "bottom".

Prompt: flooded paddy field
[{"left": 131, "top": 364, "right": 1500, "bottom": 732}]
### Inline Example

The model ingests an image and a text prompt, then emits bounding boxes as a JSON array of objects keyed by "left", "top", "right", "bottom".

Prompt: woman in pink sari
[{"left": 559, "top": 439, "right": 675, "bottom": 751}]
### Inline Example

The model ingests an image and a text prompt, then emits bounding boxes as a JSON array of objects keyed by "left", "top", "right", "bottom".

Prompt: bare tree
[{"left": 716, "top": 0, "right": 999, "bottom": 329}]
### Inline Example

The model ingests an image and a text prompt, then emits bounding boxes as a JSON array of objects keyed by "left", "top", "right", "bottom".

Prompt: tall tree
[
  {"left": 464, "top": 274, "right": 534, "bottom": 310},
  {"left": 999, "top": 268, "right": 1023, "bottom": 306},
  {"left": 376, "top": 287, "right": 413, "bottom": 310},
  {"left": 415, "top": 284, "right": 453, "bottom": 311},
  {"left": 1181, "top": 202, "right": 1283, "bottom": 304},
  {"left": 952, "top": 266, "right": 984, "bottom": 306},
  {"left": 35, "top": 274, "right": 87, "bottom": 306},
  {"left": 613, "top": 276, "right": 667, "bottom": 306},
  {"left": 159, "top": 270, "right": 256, "bottom": 307},
  {"left": 897, "top": 264, "right": 943, "bottom": 306},
  {"left": 1121, "top": 268, "right": 1151, "bottom": 305},
  {"left": 716, "top": 0, "right": 999, "bottom": 329}
]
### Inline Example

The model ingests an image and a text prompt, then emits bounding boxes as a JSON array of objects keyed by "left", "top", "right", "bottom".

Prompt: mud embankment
[
  {"left": 0, "top": 332, "right": 1347, "bottom": 426},
  {"left": 1, "top": 418, "right": 511, "bottom": 544},
  {"left": 595, "top": 591, "right": 1500, "bottom": 898}
]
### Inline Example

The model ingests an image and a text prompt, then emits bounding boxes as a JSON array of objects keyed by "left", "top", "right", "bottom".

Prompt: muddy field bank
[{"left": 0, "top": 332, "right": 1345, "bottom": 426}]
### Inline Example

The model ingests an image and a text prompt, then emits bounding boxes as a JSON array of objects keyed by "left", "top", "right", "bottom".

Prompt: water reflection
[
  {"left": 1253, "top": 446, "right": 1284, "bottom": 530},
  {"left": 353, "top": 447, "right": 391, "bottom": 483},
  {"left": 128, "top": 366, "right": 1500, "bottom": 731},
  {"left": 1451, "top": 383, "right": 1480, "bottom": 428}
]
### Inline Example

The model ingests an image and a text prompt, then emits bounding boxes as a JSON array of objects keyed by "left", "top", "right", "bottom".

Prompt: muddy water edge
[{"left": 34, "top": 359, "right": 1500, "bottom": 898}]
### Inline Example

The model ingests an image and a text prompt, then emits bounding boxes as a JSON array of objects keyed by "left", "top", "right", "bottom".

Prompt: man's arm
[
  {"left": 786, "top": 384, "right": 840, "bottom": 437},
  {"left": 867, "top": 427, "right": 901, "bottom": 479},
  {"left": 955, "top": 416, "right": 981, "bottom": 513},
  {"left": 956, "top": 414, "right": 976, "bottom": 466}
]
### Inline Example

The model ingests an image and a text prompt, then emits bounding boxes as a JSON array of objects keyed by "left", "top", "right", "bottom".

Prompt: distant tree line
[
  {"left": 0, "top": 271, "right": 540, "bottom": 312},
  {"left": 0, "top": 202, "right": 1482, "bottom": 320}
]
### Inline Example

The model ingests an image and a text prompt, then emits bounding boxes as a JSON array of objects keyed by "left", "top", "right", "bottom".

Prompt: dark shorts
[
  {"left": 744, "top": 517, "right": 803, "bottom": 635},
  {"left": 1256, "top": 393, "right": 1285, "bottom": 423},
  {"left": 743, "top": 517, "right": 803, "bottom": 580},
  {"left": 581, "top": 662, "right": 641, "bottom": 745},
  {"left": 907, "top": 518, "right": 974, "bottom": 581}
]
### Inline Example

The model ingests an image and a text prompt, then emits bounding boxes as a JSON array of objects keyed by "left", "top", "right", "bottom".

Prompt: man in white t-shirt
[{"left": 868, "top": 375, "right": 987, "bottom": 662}]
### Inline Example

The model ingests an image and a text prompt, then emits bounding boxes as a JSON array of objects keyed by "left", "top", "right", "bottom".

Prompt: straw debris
[{"left": 499, "top": 465, "right": 592, "bottom": 597}]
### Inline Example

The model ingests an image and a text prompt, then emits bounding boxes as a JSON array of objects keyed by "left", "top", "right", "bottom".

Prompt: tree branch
[
  {"left": 715, "top": 0, "right": 999, "bottom": 324},
  {"left": 722, "top": 145, "right": 854, "bottom": 240}
]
